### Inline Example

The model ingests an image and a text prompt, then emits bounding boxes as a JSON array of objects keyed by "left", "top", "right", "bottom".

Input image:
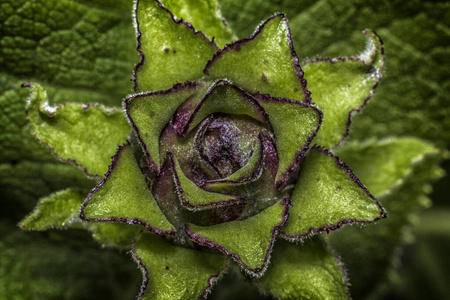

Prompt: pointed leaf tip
[
  {"left": 133, "top": 0, "right": 218, "bottom": 92},
  {"left": 26, "top": 83, "right": 130, "bottom": 177},
  {"left": 204, "top": 14, "right": 310, "bottom": 102},
  {"left": 303, "top": 30, "right": 385, "bottom": 149},
  {"left": 81, "top": 143, "right": 176, "bottom": 235},
  {"left": 282, "top": 146, "right": 386, "bottom": 240},
  {"left": 185, "top": 199, "right": 291, "bottom": 276}
]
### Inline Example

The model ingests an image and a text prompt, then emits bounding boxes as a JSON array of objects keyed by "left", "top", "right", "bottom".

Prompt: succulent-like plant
[{"left": 21, "top": 0, "right": 391, "bottom": 298}]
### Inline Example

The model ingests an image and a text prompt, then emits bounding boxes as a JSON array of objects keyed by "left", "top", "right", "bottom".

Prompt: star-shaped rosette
[{"left": 24, "top": 0, "right": 386, "bottom": 299}]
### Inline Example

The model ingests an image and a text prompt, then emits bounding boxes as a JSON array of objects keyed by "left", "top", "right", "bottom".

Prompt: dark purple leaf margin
[
  {"left": 203, "top": 13, "right": 312, "bottom": 104},
  {"left": 302, "top": 30, "right": 385, "bottom": 149},
  {"left": 281, "top": 145, "right": 387, "bottom": 241},
  {"left": 166, "top": 152, "right": 247, "bottom": 211},
  {"left": 177, "top": 79, "right": 269, "bottom": 136},
  {"left": 132, "top": 0, "right": 219, "bottom": 93},
  {"left": 185, "top": 198, "right": 292, "bottom": 277},
  {"left": 80, "top": 142, "right": 176, "bottom": 236},
  {"left": 254, "top": 94, "right": 324, "bottom": 189},
  {"left": 124, "top": 81, "right": 199, "bottom": 174}
]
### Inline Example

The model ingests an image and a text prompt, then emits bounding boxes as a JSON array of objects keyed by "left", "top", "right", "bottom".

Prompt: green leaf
[
  {"left": 133, "top": 232, "right": 226, "bottom": 300},
  {"left": 81, "top": 143, "right": 175, "bottom": 234},
  {"left": 282, "top": 147, "right": 385, "bottom": 239},
  {"left": 302, "top": 31, "right": 384, "bottom": 148},
  {"left": 258, "top": 236, "right": 348, "bottom": 300},
  {"left": 19, "top": 188, "right": 85, "bottom": 230},
  {"left": 255, "top": 95, "right": 321, "bottom": 184},
  {"left": 126, "top": 81, "right": 205, "bottom": 171},
  {"left": 0, "top": 220, "right": 141, "bottom": 300},
  {"left": 219, "top": 0, "right": 450, "bottom": 148},
  {"left": 89, "top": 222, "right": 141, "bottom": 248},
  {"left": 1, "top": 0, "right": 137, "bottom": 102},
  {"left": 183, "top": 80, "right": 268, "bottom": 135},
  {"left": 327, "top": 139, "right": 446, "bottom": 298},
  {"left": 334, "top": 138, "right": 438, "bottom": 197},
  {"left": 186, "top": 199, "right": 289, "bottom": 275},
  {"left": 205, "top": 14, "right": 309, "bottom": 102},
  {"left": 159, "top": 0, "right": 236, "bottom": 48},
  {"left": 26, "top": 83, "right": 130, "bottom": 177},
  {"left": 0, "top": 160, "right": 94, "bottom": 221},
  {"left": 172, "top": 155, "right": 237, "bottom": 208},
  {"left": 134, "top": 0, "right": 218, "bottom": 92}
]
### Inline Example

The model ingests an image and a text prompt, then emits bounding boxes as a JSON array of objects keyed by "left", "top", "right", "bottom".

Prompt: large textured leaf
[
  {"left": 282, "top": 146, "right": 385, "bottom": 239},
  {"left": 133, "top": 232, "right": 226, "bottom": 300},
  {"left": 134, "top": 0, "right": 218, "bottom": 92},
  {"left": 0, "top": 0, "right": 137, "bottom": 102},
  {"left": 26, "top": 83, "right": 130, "bottom": 177},
  {"left": 159, "top": 0, "right": 236, "bottom": 48},
  {"left": 258, "top": 237, "right": 348, "bottom": 300},
  {"left": 0, "top": 220, "right": 141, "bottom": 300},
  {"left": 0, "top": 160, "right": 94, "bottom": 221}
]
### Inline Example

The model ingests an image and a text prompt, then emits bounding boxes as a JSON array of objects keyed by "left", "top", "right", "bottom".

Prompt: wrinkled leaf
[
  {"left": 26, "top": 83, "right": 130, "bottom": 177},
  {"left": 0, "top": 220, "right": 141, "bottom": 300},
  {"left": 0, "top": 160, "right": 94, "bottom": 221}
]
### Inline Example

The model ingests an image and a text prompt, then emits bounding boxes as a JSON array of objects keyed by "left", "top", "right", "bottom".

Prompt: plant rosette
[{"left": 22, "top": 0, "right": 387, "bottom": 299}]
